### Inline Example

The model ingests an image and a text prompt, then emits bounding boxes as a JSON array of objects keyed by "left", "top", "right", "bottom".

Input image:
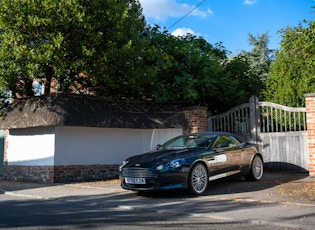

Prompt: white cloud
[
  {"left": 171, "top": 27, "right": 196, "bottom": 36},
  {"left": 139, "top": 0, "right": 213, "bottom": 22},
  {"left": 243, "top": 0, "right": 257, "bottom": 5}
]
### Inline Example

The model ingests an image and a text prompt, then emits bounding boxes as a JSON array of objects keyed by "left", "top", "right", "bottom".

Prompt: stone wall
[
  {"left": 53, "top": 165, "right": 119, "bottom": 182},
  {"left": 2, "top": 165, "right": 54, "bottom": 183},
  {"left": 2, "top": 164, "right": 119, "bottom": 183}
]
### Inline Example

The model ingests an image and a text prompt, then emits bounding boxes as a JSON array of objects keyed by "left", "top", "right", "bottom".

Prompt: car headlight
[
  {"left": 119, "top": 160, "right": 129, "bottom": 172},
  {"left": 156, "top": 158, "right": 185, "bottom": 172}
]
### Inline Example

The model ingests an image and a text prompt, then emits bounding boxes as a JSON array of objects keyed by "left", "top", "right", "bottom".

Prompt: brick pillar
[
  {"left": 305, "top": 93, "right": 315, "bottom": 176},
  {"left": 3, "top": 129, "right": 8, "bottom": 164},
  {"left": 182, "top": 106, "right": 208, "bottom": 133}
]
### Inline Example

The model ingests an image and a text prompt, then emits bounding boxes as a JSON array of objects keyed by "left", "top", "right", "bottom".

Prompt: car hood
[{"left": 125, "top": 148, "right": 203, "bottom": 167}]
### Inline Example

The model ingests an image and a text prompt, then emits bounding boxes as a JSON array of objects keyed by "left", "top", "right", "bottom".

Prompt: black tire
[
  {"left": 188, "top": 163, "right": 208, "bottom": 195},
  {"left": 247, "top": 155, "right": 263, "bottom": 181}
]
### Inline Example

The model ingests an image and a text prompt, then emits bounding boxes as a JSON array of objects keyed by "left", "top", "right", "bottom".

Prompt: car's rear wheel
[
  {"left": 188, "top": 163, "right": 208, "bottom": 195},
  {"left": 247, "top": 155, "right": 263, "bottom": 181}
]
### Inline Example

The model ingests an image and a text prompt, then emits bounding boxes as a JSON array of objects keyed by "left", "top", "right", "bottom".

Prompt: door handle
[{"left": 207, "top": 156, "right": 215, "bottom": 161}]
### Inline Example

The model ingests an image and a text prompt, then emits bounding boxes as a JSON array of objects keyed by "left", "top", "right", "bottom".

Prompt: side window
[
  {"left": 214, "top": 135, "right": 241, "bottom": 149},
  {"left": 214, "top": 136, "right": 229, "bottom": 148},
  {"left": 165, "top": 138, "right": 184, "bottom": 149},
  {"left": 228, "top": 135, "right": 241, "bottom": 147}
]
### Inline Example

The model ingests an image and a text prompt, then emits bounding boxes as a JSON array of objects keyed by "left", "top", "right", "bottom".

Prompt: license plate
[{"left": 125, "top": 177, "right": 146, "bottom": 184}]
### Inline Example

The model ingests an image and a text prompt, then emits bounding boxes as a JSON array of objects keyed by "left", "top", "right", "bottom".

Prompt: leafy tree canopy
[
  {"left": 138, "top": 27, "right": 229, "bottom": 105},
  {"left": 136, "top": 27, "right": 266, "bottom": 113},
  {"left": 0, "top": 0, "right": 146, "bottom": 97},
  {"left": 263, "top": 17, "right": 315, "bottom": 107},
  {"left": 0, "top": 0, "right": 274, "bottom": 114},
  {"left": 220, "top": 32, "right": 273, "bottom": 107}
]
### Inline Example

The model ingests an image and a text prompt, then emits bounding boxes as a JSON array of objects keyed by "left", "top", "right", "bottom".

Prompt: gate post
[
  {"left": 305, "top": 93, "right": 315, "bottom": 176},
  {"left": 249, "top": 96, "right": 260, "bottom": 143},
  {"left": 182, "top": 106, "right": 208, "bottom": 133}
]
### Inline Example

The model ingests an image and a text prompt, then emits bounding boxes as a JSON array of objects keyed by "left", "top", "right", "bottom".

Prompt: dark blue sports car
[{"left": 120, "top": 132, "right": 263, "bottom": 195}]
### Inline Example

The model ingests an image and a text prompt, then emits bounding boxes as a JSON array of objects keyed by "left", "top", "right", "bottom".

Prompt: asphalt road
[
  {"left": 0, "top": 192, "right": 303, "bottom": 230},
  {"left": 0, "top": 173, "right": 314, "bottom": 230}
]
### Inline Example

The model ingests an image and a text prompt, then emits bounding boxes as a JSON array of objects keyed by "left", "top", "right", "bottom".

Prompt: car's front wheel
[
  {"left": 188, "top": 163, "right": 208, "bottom": 195},
  {"left": 247, "top": 155, "right": 263, "bottom": 181}
]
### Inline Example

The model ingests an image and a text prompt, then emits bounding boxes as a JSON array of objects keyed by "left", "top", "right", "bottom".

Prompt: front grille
[{"left": 121, "top": 167, "right": 156, "bottom": 178}]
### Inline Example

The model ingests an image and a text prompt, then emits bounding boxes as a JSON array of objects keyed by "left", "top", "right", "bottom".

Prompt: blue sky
[{"left": 139, "top": 0, "right": 315, "bottom": 54}]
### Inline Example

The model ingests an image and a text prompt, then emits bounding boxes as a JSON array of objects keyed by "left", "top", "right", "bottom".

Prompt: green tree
[
  {"left": 264, "top": 18, "right": 315, "bottom": 107},
  {"left": 221, "top": 55, "right": 253, "bottom": 105},
  {"left": 0, "top": 0, "right": 146, "bottom": 98},
  {"left": 220, "top": 32, "right": 273, "bottom": 107},
  {"left": 246, "top": 32, "right": 273, "bottom": 83},
  {"left": 238, "top": 32, "right": 273, "bottom": 98},
  {"left": 137, "top": 27, "right": 233, "bottom": 112},
  {"left": 137, "top": 27, "right": 273, "bottom": 112},
  {"left": 0, "top": 86, "right": 9, "bottom": 116}
]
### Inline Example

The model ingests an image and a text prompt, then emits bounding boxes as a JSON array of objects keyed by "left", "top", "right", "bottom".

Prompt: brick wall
[
  {"left": 305, "top": 93, "right": 315, "bottom": 176},
  {"left": 182, "top": 106, "right": 208, "bottom": 133}
]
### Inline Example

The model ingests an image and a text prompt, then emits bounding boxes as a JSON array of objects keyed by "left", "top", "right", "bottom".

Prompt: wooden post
[
  {"left": 249, "top": 96, "right": 260, "bottom": 143},
  {"left": 305, "top": 93, "right": 315, "bottom": 176}
]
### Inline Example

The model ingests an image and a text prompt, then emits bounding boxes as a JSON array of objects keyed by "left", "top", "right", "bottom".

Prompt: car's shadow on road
[{"left": 135, "top": 172, "right": 309, "bottom": 199}]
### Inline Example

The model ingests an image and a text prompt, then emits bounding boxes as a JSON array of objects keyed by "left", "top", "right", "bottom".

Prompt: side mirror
[{"left": 156, "top": 144, "right": 162, "bottom": 150}]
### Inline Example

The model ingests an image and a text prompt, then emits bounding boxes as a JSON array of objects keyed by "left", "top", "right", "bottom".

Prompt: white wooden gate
[{"left": 208, "top": 96, "right": 308, "bottom": 172}]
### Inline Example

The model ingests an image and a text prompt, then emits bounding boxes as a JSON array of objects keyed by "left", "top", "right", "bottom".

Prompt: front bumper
[{"left": 120, "top": 167, "right": 188, "bottom": 191}]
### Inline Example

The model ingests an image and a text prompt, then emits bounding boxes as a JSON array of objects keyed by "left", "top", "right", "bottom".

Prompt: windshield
[{"left": 159, "top": 134, "right": 217, "bottom": 150}]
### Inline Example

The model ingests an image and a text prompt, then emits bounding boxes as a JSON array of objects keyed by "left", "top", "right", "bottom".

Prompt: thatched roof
[{"left": 0, "top": 94, "right": 187, "bottom": 129}]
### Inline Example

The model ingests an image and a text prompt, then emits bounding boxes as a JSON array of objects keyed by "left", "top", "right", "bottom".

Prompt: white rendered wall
[
  {"left": 7, "top": 127, "right": 55, "bottom": 166},
  {"left": 54, "top": 126, "right": 182, "bottom": 165}
]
